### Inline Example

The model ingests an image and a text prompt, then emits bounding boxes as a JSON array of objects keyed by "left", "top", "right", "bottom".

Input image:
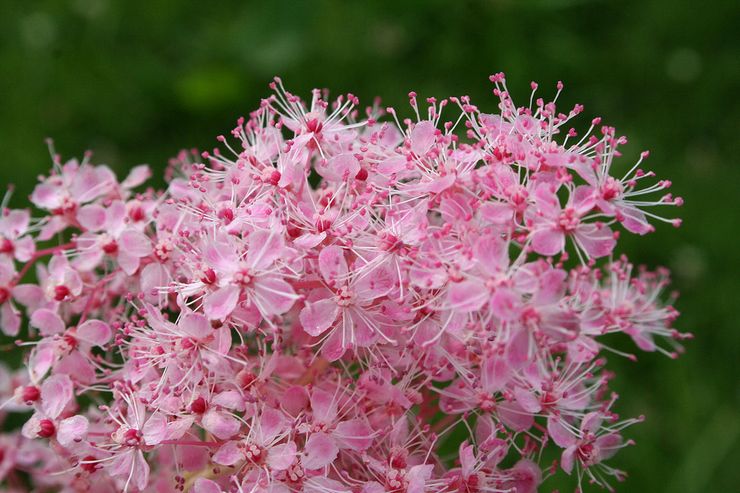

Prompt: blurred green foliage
[{"left": 0, "top": 0, "right": 738, "bottom": 490}]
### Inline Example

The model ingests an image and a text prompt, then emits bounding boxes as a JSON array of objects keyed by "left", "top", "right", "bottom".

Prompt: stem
[{"left": 12, "top": 241, "right": 76, "bottom": 286}]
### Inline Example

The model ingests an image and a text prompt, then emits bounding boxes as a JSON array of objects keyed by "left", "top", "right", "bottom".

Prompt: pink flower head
[{"left": 0, "top": 75, "right": 685, "bottom": 493}]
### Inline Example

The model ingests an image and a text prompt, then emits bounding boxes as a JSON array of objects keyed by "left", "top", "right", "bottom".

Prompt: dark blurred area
[{"left": 0, "top": 0, "right": 738, "bottom": 490}]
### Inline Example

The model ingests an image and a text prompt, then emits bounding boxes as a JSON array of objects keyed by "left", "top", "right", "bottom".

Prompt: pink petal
[
  {"left": 13, "top": 236, "right": 36, "bottom": 262},
  {"left": 513, "top": 387, "right": 542, "bottom": 413},
  {"left": 77, "top": 204, "right": 107, "bottom": 231},
  {"left": 29, "top": 340, "right": 55, "bottom": 380},
  {"left": 2, "top": 209, "right": 30, "bottom": 237},
  {"left": 507, "top": 327, "right": 531, "bottom": 369},
  {"left": 303, "top": 432, "right": 339, "bottom": 470},
  {"left": 202, "top": 409, "right": 240, "bottom": 440},
  {"left": 253, "top": 277, "right": 297, "bottom": 315},
  {"left": 294, "top": 232, "right": 326, "bottom": 249},
  {"left": 507, "top": 459, "right": 542, "bottom": 493},
  {"left": 40, "top": 374, "right": 73, "bottom": 419},
  {"left": 459, "top": 442, "right": 476, "bottom": 478},
  {"left": 447, "top": 280, "right": 488, "bottom": 313},
  {"left": 132, "top": 450, "right": 151, "bottom": 492},
  {"left": 561, "top": 446, "right": 576, "bottom": 474},
  {"left": 12, "top": 284, "right": 44, "bottom": 307},
  {"left": 595, "top": 433, "right": 624, "bottom": 461},
  {"left": 167, "top": 416, "right": 195, "bottom": 440},
  {"left": 334, "top": 419, "right": 373, "bottom": 451},
  {"left": 76, "top": 319, "right": 112, "bottom": 346},
  {"left": 316, "top": 153, "right": 360, "bottom": 182},
  {"left": 322, "top": 326, "right": 347, "bottom": 361},
  {"left": 57, "top": 415, "right": 89, "bottom": 447},
  {"left": 266, "top": 441, "right": 297, "bottom": 471},
  {"left": 473, "top": 235, "right": 509, "bottom": 276},
  {"left": 533, "top": 184, "right": 561, "bottom": 216},
  {"left": 547, "top": 415, "right": 577, "bottom": 448},
  {"left": 574, "top": 223, "right": 616, "bottom": 258},
  {"left": 259, "top": 407, "right": 288, "bottom": 443},
  {"left": 107, "top": 447, "right": 134, "bottom": 478},
  {"left": 0, "top": 302, "right": 21, "bottom": 337},
  {"left": 376, "top": 155, "right": 407, "bottom": 175},
  {"left": 498, "top": 401, "right": 533, "bottom": 432},
  {"left": 142, "top": 413, "right": 168, "bottom": 446},
  {"left": 531, "top": 228, "right": 565, "bottom": 256},
  {"left": 353, "top": 263, "right": 396, "bottom": 300},
  {"left": 300, "top": 298, "right": 339, "bottom": 336},
  {"left": 410, "top": 121, "right": 436, "bottom": 155},
  {"left": 479, "top": 202, "right": 514, "bottom": 225},
  {"left": 309, "top": 388, "right": 338, "bottom": 424},
  {"left": 179, "top": 312, "right": 212, "bottom": 340},
  {"left": 30, "top": 308, "right": 65, "bottom": 336},
  {"left": 281, "top": 386, "right": 309, "bottom": 416},
  {"left": 56, "top": 351, "right": 96, "bottom": 385},
  {"left": 211, "top": 390, "right": 245, "bottom": 412},
  {"left": 318, "top": 245, "right": 348, "bottom": 284},
  {"left": 119, "top": 229, "right": 152, "bottom": 258},
  {"left": 30, "top": 183, "right": 62, "bottom": 210},
  {"left": 406, "top": 464, "right": 434, "bottom": 493},
  {"left": 620, "top": 206, "right": 652, "bottom": 235},
  {"left": 203, "top": 285, "right": 240, "bottom": 320},
  {"left": 481, "top": 355, "right": 511, "bottom": 393},
  {"left": 213, "top": 441, "right": 242, "bottom": 466},
  {"left": 105, "top": 200, "right": 127, "bottom": 235},
  {"left": 246, "top": 229, "right": 285, "bottom": 270},
  {"left": 117, "top": 250, "right": 141, "bottom": 275},
  {"left": 122, "top": 164, "right": 152, "bottom": 189},
  {"left": 535, "top": 268, "right": 567, "bottom": 305},
  {"left": 581, "top": 411, "right": 604, "bottom": 435},
  {"left": 140, "top": 262, "right": 168, "bottom": 304},
  {"left": 490, "top": 287, "right": 521, "bottom": 321},
  {"left": 191, "top": 478, "right": 222, "bottom": 493}
]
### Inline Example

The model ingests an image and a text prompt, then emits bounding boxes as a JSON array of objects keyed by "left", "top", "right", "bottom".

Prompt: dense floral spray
[{"left": 0, "top": 74, "right": 688, "bottom": 493}]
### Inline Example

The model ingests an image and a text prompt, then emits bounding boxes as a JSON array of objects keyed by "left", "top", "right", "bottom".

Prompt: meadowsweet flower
[{"left": 0, "top": 75, "right": 686, "bottom": 492}]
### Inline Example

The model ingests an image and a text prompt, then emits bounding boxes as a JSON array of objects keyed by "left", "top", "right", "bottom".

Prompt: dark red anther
[
  {"left": 129, "top": 205, "right": 145, "bottom": 222},
  {"left": 190, "top": 396, "right": 207, "bottom": 414},
  {"left": 0, "top": 287, "right": 9, "bottom": 305},
  {"left": 200, "top": 268, "right": 217, "bottom": 285},
  {"left": 218, "top": 208, "right": 234, "bottom": 224},
  {"left": 389, "top": 452, "right": 407, "bottom": 469},
  {"left": 102, "top": 240, "right": 119, "bottom": 255},
  {"left": 355, "top": 168, "right": 368, "bottom": 181},
  {"left": 54, "top": 285, "right": 71, "bottom": 301},
  {"left": 38, "top": 419, "right": 56, "bottom": 438},
  {"left": 0, "top": 238, "right": 14, "bottom": 254},
  {"left": 63, "top": 333, "right": 78, "bottom": 350},
  {"left": 268, "top": 170, "right": 281, "bottom": 186},
  {"left": 80, "top": 456, "right": 99, "bottom": 473},
  {"left": 237, "top": 370, "right": 257, "bottom": 389},
  {"left": 305, "top": 118, "right": 323, "bottom": 134},
  {"left": 316, "top": 218, "right": 332, "bottom": 233},
  {"left": 22, "top": 385, "right": 40, "bottom": 403},
  {"left": 123, "top": 428, "right": 142, "bottom": 444}
]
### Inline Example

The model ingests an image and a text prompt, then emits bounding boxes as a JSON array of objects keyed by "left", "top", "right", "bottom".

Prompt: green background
[{"left": 0, "top": 0, "right": 738, "bottom": 491}]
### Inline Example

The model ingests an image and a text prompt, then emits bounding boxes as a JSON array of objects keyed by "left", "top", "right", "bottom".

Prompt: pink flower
[
  {"left": 527, "top": 183, "right": 616, "bottom": 259},
  {"left": 299, "top": 245, "right": 396, "bottom": 360}
]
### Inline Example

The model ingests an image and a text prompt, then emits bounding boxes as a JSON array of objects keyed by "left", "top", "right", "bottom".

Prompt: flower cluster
[{"left": 0, "top": 75, "right": 688, "bottom": 493}]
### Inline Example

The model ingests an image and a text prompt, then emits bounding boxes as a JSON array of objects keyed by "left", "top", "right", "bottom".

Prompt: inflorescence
[{"left": 0, "top": 74, "right": 688, "bottom": 493}]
